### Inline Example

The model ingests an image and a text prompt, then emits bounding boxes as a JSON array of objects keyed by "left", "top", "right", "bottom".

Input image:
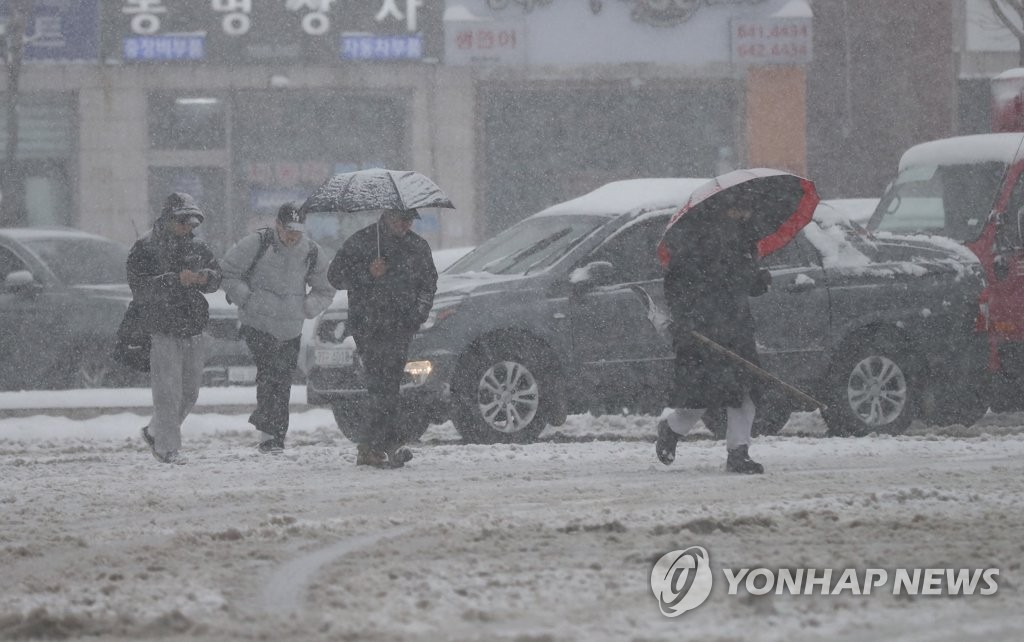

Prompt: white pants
[
  {"left": 665, "top": 392, "right": 755, "bottom": 450},
  {"left": 149, "top": 333, "right": 209, "bottom": 456}
]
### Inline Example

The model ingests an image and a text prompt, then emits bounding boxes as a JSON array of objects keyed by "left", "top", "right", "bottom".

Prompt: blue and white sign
[
  {"left": 341, "top": 34, "right": 423, "bottom": 61},
  {"left": 124, "top": 34, "right": 204, "bottom": 61},
  {"left": 0, "top": 0, "right": 100, "bottom": 61}
]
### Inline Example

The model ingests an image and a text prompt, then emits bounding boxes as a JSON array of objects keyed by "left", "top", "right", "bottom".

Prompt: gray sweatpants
[
  {"left": 149, "top": 333, "right": 209, "bottom": 456},
  {"left": 665, "top": 392, "right": 755, "bottom": 450}
]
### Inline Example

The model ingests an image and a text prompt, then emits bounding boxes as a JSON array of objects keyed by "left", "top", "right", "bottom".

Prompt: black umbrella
[
  {"left": 657, "top": 168, "right": 819, "bottom": 267},
  {"left": 299, "top": 168, "right": 455, "bottom": 214}
]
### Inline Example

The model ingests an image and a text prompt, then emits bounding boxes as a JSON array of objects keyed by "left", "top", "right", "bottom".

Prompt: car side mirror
[
  {"left": 569, "top": 261, "right": 616, "bottom": 292},
  {"left": 3, "top": 270, "right": 39, "bottom": 295}
]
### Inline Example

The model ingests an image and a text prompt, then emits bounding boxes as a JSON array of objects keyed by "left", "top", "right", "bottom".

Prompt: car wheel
[
  {"left": 452, "top": 343, "right": 554, "bottom": 444},
  {"left": 824, "top": 335, "right": 917, "bottom": 437},
  {"left": 331, "top": 400, "right": 431, "bottom": 444},
  {"left": 700, "top": 398, "right": 792, "bottom": 440},
  {"left": 66, "top": 346, "right": 120, "bottom": 389},
  {"left": 331, "top": 402, "right": 362, "bottom": 442}
]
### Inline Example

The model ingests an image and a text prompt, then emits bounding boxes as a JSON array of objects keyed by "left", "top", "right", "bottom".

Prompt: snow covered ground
[{"left": 2, "top": 394, "right": 1024, "bottom": 641}]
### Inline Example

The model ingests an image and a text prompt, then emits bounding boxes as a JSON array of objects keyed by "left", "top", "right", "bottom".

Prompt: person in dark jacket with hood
[
  {"left": 328, "top": 208, "right": 438, "bottom": 468},
  {"left": 128, "top": 193, "right": 222, "bottom": 465},
  {"left": 656, "top": 194, "right": 771, "bottom": 474}
]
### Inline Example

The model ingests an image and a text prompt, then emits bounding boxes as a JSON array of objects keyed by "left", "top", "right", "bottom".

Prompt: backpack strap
[
  {"left": 305, "top": 242, "right": 318, "bottom": 279},
  {"left": 242, "top": 227, "right": 273, "bottom": 284}
]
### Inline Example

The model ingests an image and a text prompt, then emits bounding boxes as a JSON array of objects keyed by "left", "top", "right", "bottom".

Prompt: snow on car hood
[{"left": 70, "top": 283, "right": 133, "bottom": 301}]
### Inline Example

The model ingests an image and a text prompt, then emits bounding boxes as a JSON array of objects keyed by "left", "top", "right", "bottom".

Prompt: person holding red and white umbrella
[{"left": 655, "top": 169, "right": 819, "bottom": 474}]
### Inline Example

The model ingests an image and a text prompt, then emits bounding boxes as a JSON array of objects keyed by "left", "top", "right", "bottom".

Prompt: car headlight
[
  {"left": 404, "top": 360, "right": 432, "bottom": 385},
  {"left": 421, "top": 306, "right": 458, "bottom": 330}
]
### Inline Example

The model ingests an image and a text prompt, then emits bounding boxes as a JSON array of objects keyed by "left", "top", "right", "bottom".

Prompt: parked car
[
  {"left": 0, "top": 227, "right": 139, "bottom": 389},
  {"left": 306, "top": 181, "right": 989, "bottom": 443}
]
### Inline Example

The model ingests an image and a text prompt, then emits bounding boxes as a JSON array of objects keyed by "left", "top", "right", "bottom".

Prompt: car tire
[
  {"left": 824, "top": 334, "right": 917, "bottom": 437},
  {"left": 700, "top": 397, "right": 792, "bottom": 440},
  {"left": 64, "top": 345, "right": 122, "bottom": 389},
  {"left": 451, "top": 342, "right": 555, "bottom": 444},
  {"left": 331, "top": 400, "right": 431, "bottom": 444}
]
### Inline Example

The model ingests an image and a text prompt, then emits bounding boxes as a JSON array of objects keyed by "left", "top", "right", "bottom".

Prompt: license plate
[
  {"left": 228, "top": 365, "right": 258, "bottom": 384},
  {"left": 315, "top": 348, "right": 354, "bottom": 367}
]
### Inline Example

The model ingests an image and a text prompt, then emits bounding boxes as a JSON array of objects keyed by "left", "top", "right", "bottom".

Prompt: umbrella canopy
[
  {"left": 300, "top": 168, "right": 455, "bottom": 214},
  {"left": 657, "top": 168, "right": 819, "bottom": 267}
]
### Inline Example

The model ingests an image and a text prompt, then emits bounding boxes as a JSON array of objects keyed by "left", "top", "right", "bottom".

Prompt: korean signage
[
  {"left": 103, "top": 0, "right": 443, "bottom": 64},
  {"left": 445, "top": 17, "right": 525, "bottom": 66},
  {"left": 0, "top": 0, "right": 99, "bottom": 61},
  {"left": 730, "top": 16, "right": 812, "bottom": 65}
]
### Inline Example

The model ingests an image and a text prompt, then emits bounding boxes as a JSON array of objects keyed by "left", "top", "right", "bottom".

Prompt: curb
[{"left": 0, "top": 404, "right": 316, "bottom": 420}]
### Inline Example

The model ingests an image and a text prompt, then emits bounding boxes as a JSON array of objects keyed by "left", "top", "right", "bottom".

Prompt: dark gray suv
[{"left": 307, "top": 180, "right": 989, "bottom": 443}]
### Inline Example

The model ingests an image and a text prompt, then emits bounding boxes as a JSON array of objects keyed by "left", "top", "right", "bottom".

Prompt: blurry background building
[{"left": 2, "top": 0, "right": 1006, "bottom": 250}]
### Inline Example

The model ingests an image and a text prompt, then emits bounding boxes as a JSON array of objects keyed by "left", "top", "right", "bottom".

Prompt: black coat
[
  {"left": 664, "top": 218, "right": 769, "bottom": 409},
  {"left": 127, "top": 223, "right": 222, "bottom": 338},
  {"left": 328, "top": 221, "right": 438, "bottom": 341}
]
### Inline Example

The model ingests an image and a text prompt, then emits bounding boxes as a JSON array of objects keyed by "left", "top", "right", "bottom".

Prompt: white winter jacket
[{"left": 220, "top": 230, "right": 335, "bottom": 341}]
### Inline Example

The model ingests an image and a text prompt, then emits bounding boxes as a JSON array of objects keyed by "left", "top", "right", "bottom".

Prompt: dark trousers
[
  {"left": 353, "top": 332, "right": 413, "bottom": 450},
  {"left": 241, "top": 326, "right": 301, "bottom": 440}
]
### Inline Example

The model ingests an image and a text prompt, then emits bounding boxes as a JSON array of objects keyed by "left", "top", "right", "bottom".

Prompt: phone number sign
[{"left": 731, "top": 17, "right": 812, "bottom": 66}]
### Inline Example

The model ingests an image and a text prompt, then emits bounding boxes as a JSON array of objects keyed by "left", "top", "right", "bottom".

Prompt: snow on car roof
[
  {"left": 533, "top": 178, "right": 709, "bottom": 219},
  {"left": 899, "top": 133, "right": 1024, "bottom": 171},
  {"left": 0, "top": 227, "right": 117, "bottom": 242}
]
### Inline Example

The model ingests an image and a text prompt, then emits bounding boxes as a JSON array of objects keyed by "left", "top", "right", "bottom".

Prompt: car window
[
  {"left": 0, "top": 245, "right": 26, "bottom": 281},
  {"left": 585, "top": 216, "right": 668, "bottom": 283},
  {"left": 21, "top": 237, "right": 128, "bottom": 285},
  {"left": 761, "top": 233, "right": 811, "bottom": 269},
  {"left": 447, "top": 215, "right": 605, "bottom": 276},
  {"left": 870, "top": 162, "right": 1005, "bottom": 242}
]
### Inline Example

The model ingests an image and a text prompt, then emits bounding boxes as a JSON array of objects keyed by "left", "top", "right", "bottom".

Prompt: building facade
[{"left": 1, "top": 0, "right": 814, "bottom": 250}]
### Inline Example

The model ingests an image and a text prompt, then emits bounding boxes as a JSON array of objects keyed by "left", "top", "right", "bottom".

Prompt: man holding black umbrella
[{"left": 328, "top": 208, "right": 438, "bottom": 468}]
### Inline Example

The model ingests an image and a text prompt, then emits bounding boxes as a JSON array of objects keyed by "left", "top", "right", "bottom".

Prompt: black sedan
[{"left": 0, "top": 227, "right": 137, "bottom": 389}]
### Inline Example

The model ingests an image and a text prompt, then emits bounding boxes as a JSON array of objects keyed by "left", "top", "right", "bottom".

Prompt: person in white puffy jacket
[{"left": 221, "top": 203, "right": 335, "bottom": 453}]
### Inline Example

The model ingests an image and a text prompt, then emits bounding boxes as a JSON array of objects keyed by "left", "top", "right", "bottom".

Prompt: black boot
[
  {"left": 726, "top": 445, "right": 764, "bottom": 474},
  {"left": 655, "top": 419, "right": 679, "bottom": 466}
]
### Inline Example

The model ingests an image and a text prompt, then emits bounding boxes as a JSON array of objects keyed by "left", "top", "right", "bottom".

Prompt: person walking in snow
[
  {"left": 221, "top": 202, "right": 335, "bottom": 454},
  {"left": 129, "top": 193, "right": 222, "bottom": 465},
  {"left": 656, "top": 192, "right": 771, "bottom": 474},
  {"left": 328, "top": 208, "right": 437, "bottom": 469}
]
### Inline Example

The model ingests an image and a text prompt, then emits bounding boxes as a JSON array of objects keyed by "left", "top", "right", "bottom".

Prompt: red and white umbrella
[{"left": 658, "top": 168, "right": 819, "bottom": 267}]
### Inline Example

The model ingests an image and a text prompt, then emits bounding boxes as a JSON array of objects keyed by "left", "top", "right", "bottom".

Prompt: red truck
[{"left": 866, "top": 132, "right": 1024, "bottom": 411}]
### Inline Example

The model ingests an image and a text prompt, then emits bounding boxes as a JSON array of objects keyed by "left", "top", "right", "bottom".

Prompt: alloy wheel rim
[
  {"left": 845, "top": 355, "right": 907, "bottom": 426},
  {"left": 476, "top": 360, "right": 540, "bottom": 433}
]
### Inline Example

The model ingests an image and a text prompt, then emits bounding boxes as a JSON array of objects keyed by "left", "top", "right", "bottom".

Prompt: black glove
[{"left": 749, "top": 268, "right": 771, "bottom": 297}]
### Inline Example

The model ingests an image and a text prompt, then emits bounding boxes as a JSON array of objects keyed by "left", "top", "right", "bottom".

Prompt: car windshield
[
  {"left": 22, "top": 237, "right": 129, "bottom": 285},
  {"left": 447, "top": 215, "right": 606, "bottom": 275},
  {"left": 867, "top": 161, "right": 1006, "bottom": 242},
  {"left": 304, "top": 211, "right": 381, "bottom": 255}
]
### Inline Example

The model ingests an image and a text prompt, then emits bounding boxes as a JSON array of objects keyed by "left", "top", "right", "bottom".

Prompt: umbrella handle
[{"left": 377, "top": 221, "right": 381, "bottom": 258}]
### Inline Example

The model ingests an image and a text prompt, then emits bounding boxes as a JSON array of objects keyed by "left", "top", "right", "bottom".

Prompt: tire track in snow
[{"left": 260, "top": 526, "right": 412, "bottom": 614}]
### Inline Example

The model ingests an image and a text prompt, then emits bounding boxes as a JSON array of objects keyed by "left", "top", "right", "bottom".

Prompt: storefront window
[{"left": 148, "top": 94, "right": 226, "bottom": 150}]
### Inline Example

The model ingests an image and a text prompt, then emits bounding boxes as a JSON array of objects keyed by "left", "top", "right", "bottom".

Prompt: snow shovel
[{"left": 689, "top": 330, "right": 828, "bottom": 411}]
